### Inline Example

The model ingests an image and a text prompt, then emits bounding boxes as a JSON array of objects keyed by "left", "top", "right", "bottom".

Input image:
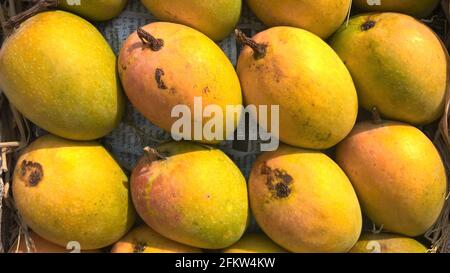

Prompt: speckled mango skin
[
  {"left": 349, "top": 233, "right": 428, "bottom": 253},
  {"left": 12, "top": 135, "right": 136, "bottom": 250},
  {"left": 249, "top": 145, "right": 362, "bottom": 253},
  {"left": 237, "top": 27, "right": 358, "bottom": 149},
  {"left": 246, "top": 0, "right": 351, "bottom": 38},
  {"left": 111, "top": 225, "right": 202, "bottom": 253},
  {"left": 0, "top": 11, "right": 124, "bottom": 140},
  {"left": 222, "top": 233, "right": 288, "bottom": 253},
  {"left": 58, "top": 0, "right": 128, "bottom": 21},
  {"left": 330, "top": 13, "right": 446, "bottom": 125},
  {"left": 336, "top": 121, "right": 447, "bottom": 237},
  {"left": 131, "top": 142, "right": 248, "bottom": 249},
  {"left": 353, "top": 0, "right": 441, "bottom": 18},
  {"left": 118, "top": 22, "right": 242, "bottom": 144},
  {"left": 141, "top": 0, "right": 241, "bottom": 41}
]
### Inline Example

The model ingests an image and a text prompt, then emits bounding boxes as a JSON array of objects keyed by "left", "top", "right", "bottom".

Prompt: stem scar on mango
[
  {"left": 137, "top": 27, "right": 164, "bottom": 51},
  {"left": 260, "top": 162, "right": 293, "bottom": 199},
  {"left": 20, "top": 160, "right": 44, "bottom": 187},
  {"left": 133, "top": 242, "right": 147, "bottom": 253},
  {"left": 361, "top": 20, "right": 376, "bottom": 31},
  {"left": 235, "top": 29, "right": 267, "bottom": 60}
]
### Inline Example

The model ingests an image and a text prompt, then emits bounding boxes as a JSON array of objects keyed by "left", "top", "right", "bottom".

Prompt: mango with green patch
[
  {"left": 236, "top": 27, "right": 358, "bottom": 149},
  {"left": 131, "top": 142, "right": 248, "bottom": 249},
  {"left": 0, "top": 11, "right": 124, "bottom": 140},
  {"left": 330, "top": 13, "right": 446, "bottom": 125},
  {"left": 12, "top": 135, "right": 136, "bottom": 250},
  {"left": 58, "top": 0, "right": 128, "bottom": 21},
  {"left": 249, "top": 145, "right": 362, "bottom": 253}
]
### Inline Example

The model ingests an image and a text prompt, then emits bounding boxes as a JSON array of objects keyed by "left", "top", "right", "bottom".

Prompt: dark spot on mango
[
  {"left": 133, "top": 242, "right": 146, "bottom": 253},
  {"left": 361, "top": 20, "right": 376, "bottom": 31},
  {"left": 260, "top": 162, "right": 293, "bottom": 199},
  {"left": 155, "top": 68, "right": 168, "bottom": 89},
  {"left": 203, "top": 87, "right": 211, "bottom": 94},
  {"left": 20, "top": 160, "right": 44, "bottom": 187}
]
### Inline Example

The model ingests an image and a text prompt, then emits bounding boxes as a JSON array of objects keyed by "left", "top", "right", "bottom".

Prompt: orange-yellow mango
[
  {"left": 349, "top": 233, "right": 428, "bottom": 253},
  {"left": 222, "top": 233, "right": 288, "bottom": 253},
  {"left": 58, "top": 0, "right": 128, "bottom": 21},
  {"left": 336, "top": 121, "right": 447, "bottom": 236}
]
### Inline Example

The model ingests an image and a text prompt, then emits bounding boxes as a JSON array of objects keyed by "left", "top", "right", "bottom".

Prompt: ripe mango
[
  {"left": 246, "top": 0, "right": 351, "bottom": 38},
  {"left": 222, "top": 233, "right": 287, "bottom": 253},
  {"left": 236, "top": 27, "right": 358, "bottom": 149},
  {"left": 12, "top": 135, "right": 136, "bottom": 250},
  {"left": 349, "top": 233, "right": 428, "bottom": 253},
  {"left": 10, "top": 231, "right": 100, "bottom": 253},
  {"left": 0, "top": 11, "right": 124, "bottom": 140},
  {"left": 118, "top": 22, "right": 242, "bottom": 144},
  {"left": 111, "top": 226, "right": 202, "bottom": 253},
  {"left": 336, "top": 121, "right": 447, "bottom": 237},
  {"left": 249, "top": 145, "right": 362, "bottom": 253},
  {"left": 353, "top": 0, "right": 441, "bottom": 18},
  {"left": 58, "top": 0, "right": 128, "bottom": 21},
  {"left": 140, "top": 0, "right": 241, "bottom": 41},
  {"left": 131, "top": 142, "right": 248, "bottom": 249},
  {"left": 330, "top": 13, "right": 446, "bottom": 125}
]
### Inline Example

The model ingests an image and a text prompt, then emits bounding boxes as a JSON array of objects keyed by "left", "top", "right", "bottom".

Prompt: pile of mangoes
[{"left": 0, "top": 0, "right": 447, "bottom": 253}]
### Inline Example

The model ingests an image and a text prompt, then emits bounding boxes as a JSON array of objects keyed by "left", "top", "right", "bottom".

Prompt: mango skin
[
  {"left": 222, "top": 233, "right": 288, "bottom": 253},
  {"left": 237, "top": 27, "right": 358, "bottom": 149},
  {"left": 330, "top": 13, "right": 446, "bottom": 125},
  {"left": 10, "top": 231, "right": 100, "bottom": 253},
  {"left": 0, "top": 11, "right": 124, "bottom": 140},
  {"left": 353, "top": 0, "right": 441, "bottom": 18},
  {"left": 119, "top": 22, "right": 242, "bottom": 144},
  {"left": 58, "top": 0, "right": 128, "bottom": 21},
  {"left": 249, "top": 145, "right": 362, "bottom": 253},
  {"left": 246, "top": 0, "right": 351, "bottom": 38},
  {"left": 140, "top": 0, "right": 241, "bottom": 41},
  {"left": 349, "top": 233, "right": 428, "bottom": 253},
  {"left": 131, "top": 142, "right": 248, "bottom": 249},
  {"left": 12, "top": 135, "right": 136, "bottom": 250},
  {"left": 336, "top": 121, "right": 447, "bottom": 237},
  {"left": 111, "top": 225, "right": 202, "bottom": 253}
]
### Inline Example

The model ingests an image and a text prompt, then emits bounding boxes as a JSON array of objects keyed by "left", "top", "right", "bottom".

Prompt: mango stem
[
  {"left": 137, "top": 27, "right": 164, "bottom": 51},
  {"left": 143, "top": 147, "right": 167, "bottom": 161},
  {"left": 235, "top": 29, "right": 267, "bottom": 60},
  {"left": 5, "top": 0, "right": 57, "bottom": 31},
  {"left": 371, "top": 107, "right": 383, "bottom": 124}
]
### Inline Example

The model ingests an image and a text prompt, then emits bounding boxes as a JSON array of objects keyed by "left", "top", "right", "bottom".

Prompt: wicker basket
[{"left": 0, "top": 0, "right": 449, "bottom": 253}]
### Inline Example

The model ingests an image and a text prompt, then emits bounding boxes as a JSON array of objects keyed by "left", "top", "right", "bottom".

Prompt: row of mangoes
[{"left": 0, "top": 0, "right": 447, "bottom": 253}]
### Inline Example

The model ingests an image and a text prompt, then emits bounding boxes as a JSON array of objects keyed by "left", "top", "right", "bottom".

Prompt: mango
[
  {"left": 111, "top": 225, "right": 202, "bottom": 253},
  {"left": 0, "top": 11, "right": 124, "bottom": 140},
  {"left": 118, "top": 22, "right": 242, "bottom": 144},
  {"left": 330, "top": 13, "right": 446, "bottom": 125},
  {"left": 131, "top": 142, "right": 248, "bottom": 249},
  {"left": 249, "top": 145, "right": 362, "bottom": 253},
  {"left": 10, "top": 231, "right": 100, "bottom": 253},
  {"left": 246, "top": 0, "right": 351, "bottom": 38},
  {"left": 140, "top": 0, "right": 241, "bottom": 41},
  {"left": 353, "top": 0, "right": 441, "bottom": 18},
  {"left": 58, "top": 0, "right": 128, "bottom": 21},
  {"left": 336, "top": 121, "right": 447, "bottom": 237},
  {"left": 12, "top": 135, "right": 136, "bottom": 250},
  {"left": 349, "top": 233, "right": 428, "bottom": 253},
  {"left": 236, "top": 27, "right": 358, "bottom": 149},
  {"left": 222, "top": 233, "right": 287, "bottom": 253}
]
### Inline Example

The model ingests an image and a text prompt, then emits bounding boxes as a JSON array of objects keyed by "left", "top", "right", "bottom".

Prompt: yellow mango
[
  {"left": 349, "top": 233, "right": 428, "bottom": 253},
  {"left": 12, "top": 135, "right": 136, "bottom": 250},
  {"left": 0, "top": 11, "right": 124, "bottom": 140},
  {"left": 222, "top": 233, "right": 288, "bottom": 253},
  {"left": 58, "top": 0, "right": 128, "bottom": 21}
]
